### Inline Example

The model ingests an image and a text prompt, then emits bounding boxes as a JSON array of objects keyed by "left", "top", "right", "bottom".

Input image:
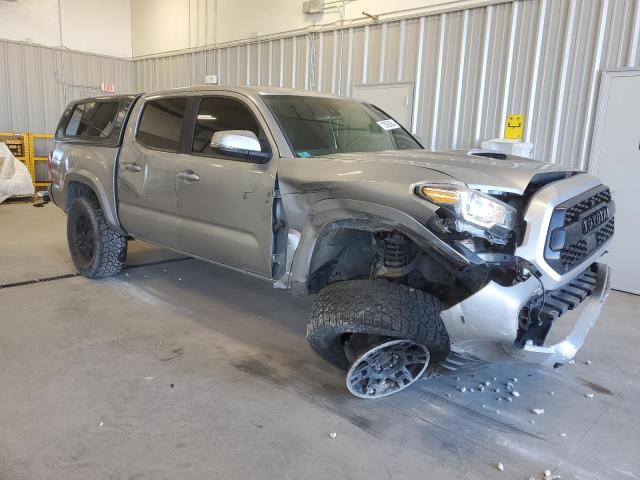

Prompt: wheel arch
[
  {"left": 63, "top": 171, "right": 125, "bottom": 234},
  {"left": 288, "top": 198, "right": 469, "bottom": 295}
]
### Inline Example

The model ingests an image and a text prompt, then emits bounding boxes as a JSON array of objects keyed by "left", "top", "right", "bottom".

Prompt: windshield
[{"left": 263, "top": 95, "right": 422, "bottom": 157}]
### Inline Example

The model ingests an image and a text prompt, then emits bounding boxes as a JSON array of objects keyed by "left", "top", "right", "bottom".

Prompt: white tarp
[{"left": 0, "top": 142, "right": 35, "bottom": 204}]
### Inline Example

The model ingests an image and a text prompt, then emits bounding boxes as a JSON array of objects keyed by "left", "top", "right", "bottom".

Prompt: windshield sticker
[
  {"left": 377, "top": 119, "right": 400, "bottom": 131},
  {"left": 297, "top": 151, "right": 312, "bottom": 158}
]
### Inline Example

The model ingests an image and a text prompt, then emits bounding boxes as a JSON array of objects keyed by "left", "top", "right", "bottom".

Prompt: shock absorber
[{"left": 384, "top": 233, "right": 408, "bottom": 270}]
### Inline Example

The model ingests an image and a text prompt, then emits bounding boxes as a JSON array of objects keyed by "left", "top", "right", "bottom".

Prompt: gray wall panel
[
  {"left": 0, "top": 40, "right": 134, "bottom": 133},
  {"left": 3, "top": 0, "right": 640, "bottom": 171}
]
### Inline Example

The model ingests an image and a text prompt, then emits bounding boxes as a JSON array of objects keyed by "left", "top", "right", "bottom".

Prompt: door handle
[
  {"left": 123, "top": 163, "right": 142, "bottom": 173},
  {"left": 177, "top": 170, "right": 200, "bottom": 182}
]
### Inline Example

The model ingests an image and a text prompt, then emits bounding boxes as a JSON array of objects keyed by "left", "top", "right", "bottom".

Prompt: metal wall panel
[
  {"left": 0, "top": 40, "right": 133, "bottom": 134},
  {"left": 3, "top": 0, "right": 639, "bottom": 170}
]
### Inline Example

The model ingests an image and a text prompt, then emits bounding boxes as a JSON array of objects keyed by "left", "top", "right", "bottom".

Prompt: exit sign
[{"left": 100, "top": 82, "right": 115, "bottom": 93}]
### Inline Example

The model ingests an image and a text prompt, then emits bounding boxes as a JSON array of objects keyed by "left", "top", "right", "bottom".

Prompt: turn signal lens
[{"left": 419, "top": 186, "right": 459, "bottom": 205}]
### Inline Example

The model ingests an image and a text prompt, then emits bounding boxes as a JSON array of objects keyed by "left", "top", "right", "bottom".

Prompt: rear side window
[
  {"left": 137, "top": 98, "right": 188, "bottom": 152},
  {"left": 55, "top": 96, "right": 137, "bottom": 144},
  {"left": 64, "top": 101, "right": 119, "bottom": 138}
]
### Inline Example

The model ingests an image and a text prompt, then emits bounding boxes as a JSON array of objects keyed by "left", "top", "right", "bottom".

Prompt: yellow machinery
[{"left": 0, "top": 132, "right": 54, "bottom": 189}]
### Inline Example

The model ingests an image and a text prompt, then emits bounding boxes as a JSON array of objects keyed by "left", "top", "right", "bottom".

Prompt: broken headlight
[{"left": 416, "top": 185, "right": 516, "bottom": 243}]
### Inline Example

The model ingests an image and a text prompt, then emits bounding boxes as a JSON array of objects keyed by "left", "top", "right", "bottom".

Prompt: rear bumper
[{"left": 440, "top": 263, "right": 611, "bottom": 367}]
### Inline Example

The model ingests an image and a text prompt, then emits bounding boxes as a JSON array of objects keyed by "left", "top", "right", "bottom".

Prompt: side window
[
  {"left": 137, "top": 98, "right": 188, "bottom": 152},
  {"left": 191, "top": 97, "right": 268, "bottom": 155},
  {"left": 64, "top": 101, "right": 119, "bottom": 138}
]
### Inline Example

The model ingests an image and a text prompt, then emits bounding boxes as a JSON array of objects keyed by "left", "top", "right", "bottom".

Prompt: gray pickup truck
[{"left": 49, "top": 86, "right": 614, "bottom": 398}]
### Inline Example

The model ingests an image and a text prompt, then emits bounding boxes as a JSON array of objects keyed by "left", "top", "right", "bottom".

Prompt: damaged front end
[{"left": 420, "top": 172, "right": 615, "bottom": 367}]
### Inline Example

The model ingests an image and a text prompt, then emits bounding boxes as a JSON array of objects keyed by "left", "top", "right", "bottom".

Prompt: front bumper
[
  {"left": 510, "top": 263, "right": 611, "bottom": 367},
  {"left": 440, "top": 263, "right": 611, "bottom": 367}
]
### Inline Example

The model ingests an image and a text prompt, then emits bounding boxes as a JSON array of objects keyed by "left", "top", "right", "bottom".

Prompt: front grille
[
  {"left": 544, "top": 185, "right": 615, "bottom": 274},
  {"left": 564, "top": 189, "right": 611, "bottom": 224},
  {"left": 595, "top": 217, "right": 615, "bottom": 246},
  {"left": 560, "top": 240, "right": 587, "bottom": 268}
]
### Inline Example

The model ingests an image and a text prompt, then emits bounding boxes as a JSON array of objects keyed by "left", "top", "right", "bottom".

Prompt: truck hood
[{"left": 320, "top": 150, "right": 580, "bottom": 195}]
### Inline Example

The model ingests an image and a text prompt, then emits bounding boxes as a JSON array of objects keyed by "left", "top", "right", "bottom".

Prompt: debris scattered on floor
[
  {"left": 458, "top": 386, "right": 467, "bottom": 392},
  {"left": 530, "top": 420, "right": 535, "bottom": 424},
  {"left": 585, "top": 393, "right": 594, "bottom": 399},
  {"left": 532, "top": 408, "right": 545, "bottom": 415},
  {"left": 170, "top": 383, "right": 175, "bottom": 388},
  {"left": 560, "top": 432, "right": 567, "bottom": 437},
  {"left": 497, "top": 462, "right": 504, "bottom": 472},
  {"left": 484, "top": 380, "right": 491, "bottom": 386},
  {"left": 178, "top": 278, "right": 182, "bottom": 281},
  {"left": 99, "top": 421, "right": 104, "bottom": 426},
  {"left": 145, "top": 376, "right": 154, "bottom": 381},
  {"left": 512, "top": 377, "right": 518, "bottom": 382},
  {"left": 510, "top": 391, "right": 520, "bottom": 397},
  {"left": 585, "top": 360, "right": 592, "bottom": 366},
  {"left": 568, "top": 359, "right": 575, "bottom": 364},
  {"left": 549, "top": 391, "right": 555, "bottom": 395},
  {"left": 329, "top": 432, "right": 337, "bottom": 439}
]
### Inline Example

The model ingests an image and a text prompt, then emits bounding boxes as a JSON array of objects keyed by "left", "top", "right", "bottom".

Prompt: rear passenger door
[
  {"left": 175, "top": 93, "right": 278, "bottom": 277},
  {"left": 117, "top": 96, "right": 189, "bottom": 248}
]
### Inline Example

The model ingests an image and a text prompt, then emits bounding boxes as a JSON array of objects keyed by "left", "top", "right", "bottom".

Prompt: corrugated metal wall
[
  {"left": 0, "top": 40, "right": 133, "bottom": 134},
  {"left": 133, "top": 0, "right": 640, "bottom": 169},
  {"left": 1, "top": 0, "right": 639, "bottom": 171}
]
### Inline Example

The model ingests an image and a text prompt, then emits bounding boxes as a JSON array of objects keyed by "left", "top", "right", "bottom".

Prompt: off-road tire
[
  {"left": 67, "top": 195, "right": 127, "bottom": 278},
  {"left": 307, "top": 279, "right": 450, "bottom": 369}
]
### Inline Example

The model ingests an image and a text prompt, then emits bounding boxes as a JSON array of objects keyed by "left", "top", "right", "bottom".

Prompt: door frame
[
  {"left": 589, "top": 68, "right": 640, "bottom": 175},
  {"left": 589, "top": 67, "right": 640, "bottom": 295}
]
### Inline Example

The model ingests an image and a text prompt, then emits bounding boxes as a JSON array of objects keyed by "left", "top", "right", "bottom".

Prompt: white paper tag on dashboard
[{"left": 376, "top": 119, "right": 400, "bottom": 130}]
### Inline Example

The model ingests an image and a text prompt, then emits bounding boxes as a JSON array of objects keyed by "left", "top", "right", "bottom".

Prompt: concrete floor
[{"left": 1, "top": 201, "right": 639, "bottom": 480}]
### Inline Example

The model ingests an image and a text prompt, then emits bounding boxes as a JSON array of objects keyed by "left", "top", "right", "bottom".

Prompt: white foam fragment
[
  {"left": 532, "top": 408, "right": 544, "bottom": 415},
  {"left": 497, "top": 462, "right": 504, "bottom": 472}
]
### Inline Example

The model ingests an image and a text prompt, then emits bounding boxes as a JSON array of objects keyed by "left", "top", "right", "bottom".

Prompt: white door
[
  {"left": 351, "top": 83, "right": 413, "bottom": 130},
  {"left": 590, "top": 70, "right": 640, "bottom": 294}
]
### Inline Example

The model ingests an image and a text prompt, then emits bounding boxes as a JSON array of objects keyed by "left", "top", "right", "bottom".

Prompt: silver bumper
[
  {"left": 510, "top": 263, "right": 611, "bottom": 366},
  {"left": 440, "top": 263, "right": 611, "bottom": 367}
]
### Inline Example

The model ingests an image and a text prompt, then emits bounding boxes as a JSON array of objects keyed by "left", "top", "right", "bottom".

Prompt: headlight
[{"left": 416, "top": 185, "right": 516, "bottom": 240}]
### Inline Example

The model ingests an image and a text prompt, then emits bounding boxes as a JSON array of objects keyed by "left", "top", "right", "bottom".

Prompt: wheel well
[
  {"left": 66, "top": 181, "right": 98, "bottom": 211},
  {"left": 306, "top": 221, "right": 484, "bottom": 304},
  {"left": 307, "top": 223, "right": 380, "bottom": 293}
]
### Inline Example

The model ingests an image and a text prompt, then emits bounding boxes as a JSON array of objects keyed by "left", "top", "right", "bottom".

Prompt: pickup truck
[{"left": 49, "top": 86, "right": 614, "bottom": 398}]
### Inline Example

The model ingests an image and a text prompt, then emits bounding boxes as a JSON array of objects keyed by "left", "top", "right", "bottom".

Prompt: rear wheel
[
  {"left": 306, "top": 279, "right": 450, "bottom": 397},
  {"left": 67, "top": 196, "right": 127, "bottom": 278}
]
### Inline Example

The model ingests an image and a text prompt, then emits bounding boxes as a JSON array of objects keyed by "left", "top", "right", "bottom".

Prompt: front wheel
[
  {"left": 306, "top": 279, "right": 450, "bottom": 397},
  {"left": 67, "top": 196, "right": 127, "bottom": 278}
]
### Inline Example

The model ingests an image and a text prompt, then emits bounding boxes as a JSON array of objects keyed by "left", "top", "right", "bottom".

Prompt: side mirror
[{"left": 210, "top": 130, "right": 271, "bottom": 162}]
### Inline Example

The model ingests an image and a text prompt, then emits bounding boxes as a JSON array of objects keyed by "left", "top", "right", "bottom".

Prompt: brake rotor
[{"left": 346, "top": 339, "right": 430, "bottom": 399}]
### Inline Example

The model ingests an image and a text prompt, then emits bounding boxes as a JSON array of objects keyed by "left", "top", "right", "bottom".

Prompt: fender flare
[
  {"left": 287, "top": 198, "right": 469, "bottom": 294},
  {"left": 62, "top": 170, "right": 125, "bottom": 234}
]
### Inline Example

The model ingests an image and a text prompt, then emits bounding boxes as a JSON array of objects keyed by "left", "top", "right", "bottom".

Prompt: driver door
[{"left": 175, "top": 93, "right": 278, "bottom": 277}]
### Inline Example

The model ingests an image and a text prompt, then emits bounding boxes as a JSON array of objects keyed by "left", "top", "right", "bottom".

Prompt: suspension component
[
  {"left": 375, "top": 232, "right": 419, "bottom": 278},
  {"left": 384, "top": 233, "right": 408, "bottom": 269}
]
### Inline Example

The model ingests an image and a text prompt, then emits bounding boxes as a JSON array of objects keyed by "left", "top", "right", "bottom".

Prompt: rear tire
[
  {"left": 306, "top": 279, "right": 450, "bottom": 370},
  {"left": 67, "top": 196, "right": 127, "bottom": 278}
]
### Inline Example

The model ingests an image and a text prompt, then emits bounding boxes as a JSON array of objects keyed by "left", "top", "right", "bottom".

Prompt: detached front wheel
[
  {"left": 306, "top": 279, "right": 450, "bottom": 398},
  {"left": 67, "top": 196, "right": 127, "bottom": 278}
]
